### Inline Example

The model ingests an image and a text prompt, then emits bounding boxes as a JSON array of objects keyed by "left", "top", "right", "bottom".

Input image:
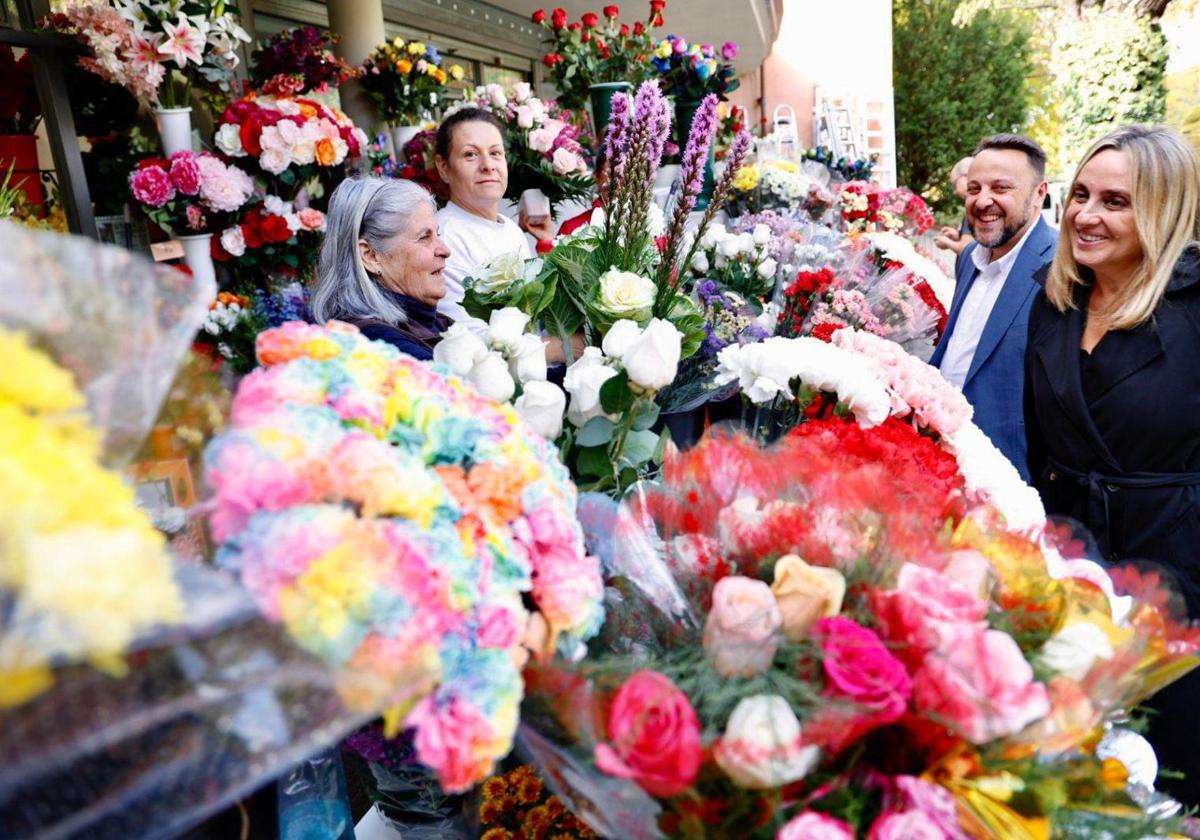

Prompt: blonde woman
[{"left": 1025, "top": 124, "right": 1200, "bottom": 803}]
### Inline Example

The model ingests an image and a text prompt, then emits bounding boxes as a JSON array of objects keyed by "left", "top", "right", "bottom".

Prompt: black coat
[{"left": 1026, "top": 244, "right": 1200, "bottom": 805}]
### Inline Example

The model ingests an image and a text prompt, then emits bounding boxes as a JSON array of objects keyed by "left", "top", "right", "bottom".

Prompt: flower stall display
[
  {"left": 650, "top": 35, "right": 740, "bottom": 103},
  {"left": 129, "top": 150, "right": 255, "bottom": 236},
  {"left": 194, "top": 281, "right": 311, "bottom": 373},
  {"left": 204, "top": 321, "right": 605, "bottom": 793},
  {"left": 359, "top": 37, "right": 464, "bottom": 132},
  {"left": 430, "top": 306, "right": 555, "bottom": 411},
  {"left": 451, "top": 82, "right": 593, "bottom": 211},
  {"left": 43, "top": 5, "right": 163, "bottom": 106},
  {"left": 726, "top": 160, "right": 832, "bottom": 219},
  {"left": 519, "top": 374, "right": 1200, "bottom": 838},
  {"left": 249, "top": 26, "right": 358, "bottom": 96},
  {"left": 687, "top": 221, "right": 777, "bottom": 303},
  {"left": 532, "top": 2, "right": 664, "bottom": 115},
  {"left": 211, "top": 193, "right": 327, "bottom": 289}
]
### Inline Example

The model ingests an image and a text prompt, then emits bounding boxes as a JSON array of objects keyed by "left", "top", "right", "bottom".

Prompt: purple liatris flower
[
  {"left": 603, "top": 90, "right": 631, "bottom": 181},
  {"left": 676, "top": 94, "right": 719, "bottom": 213}
]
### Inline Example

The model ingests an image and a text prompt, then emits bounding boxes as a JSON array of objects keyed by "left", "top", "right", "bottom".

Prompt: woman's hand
[
  {"left": 519, "top": 208, "right": 555, "bottom": 243},
  {"left": 544, "top": 333, "right": 586, "bottom": 365}
]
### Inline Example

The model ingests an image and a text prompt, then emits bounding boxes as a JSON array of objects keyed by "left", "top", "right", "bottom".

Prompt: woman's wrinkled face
[
  {"left": 1064, "top": 148, "right": 1142, "bottom": 281},
  {"left": 436, "top": 120, "right": 508, "bottom": 211},
  {"left": 360, "top": 201, "right": 451, "bottom": 306}
]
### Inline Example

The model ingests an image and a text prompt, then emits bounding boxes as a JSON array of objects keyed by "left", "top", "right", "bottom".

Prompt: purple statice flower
[{"left": 732, "top": 210, "right": 793, "bottom": 238}]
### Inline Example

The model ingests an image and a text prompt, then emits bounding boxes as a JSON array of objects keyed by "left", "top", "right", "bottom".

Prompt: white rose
[
  {"left": 433, "top": 322, "right": 489, "bottom": 376},
  {"left": 736, "top": 232, "right": 756, "bottom": 254},
  {"left": 512, "top": 81, "right": 532, "bottom": 103},
  {"left": 215, "top": 123, "right": 245, "bottom": 156},
  {"left": 601, "top": 319, "right": 641, "bottom": 359},
  {"left": 514, "top": 380, "right": 565, "bottom": 439},
  {"left": 714, "top": 695, "right": 820, "bottom": 789},
  {"left": 757, "top": 257, "right": 778, "bottom": 280},
  {"left": 528, "top": 127, "right": 556, "bottom": 154},
  {"left": 597, "top": 267, "right": 655, "bottom": 320},
  {"left": 563, "top": 348, "right": 620, "bottom": 427},
  {"left": 486, "top": 84, "right": 507, "bottom": 109},
  {"left": 691, "top": 251, "right": 709, "bottom": 274},
  {"left": 220, "top": 226, "right": 246, "bottom": 257},
  {"left": 259, "top": 147, "right": 291, "bottom": 175},
  {"left": 700, "top": 223, "right": 727, "bottom": 251},
  {"left": 264, "top": 195, "right": 292, "bottom": 216},
  {"left": 509, "top": 332, "right": 548, "bottom": 384},
  {"left": 717, "top": 235, "right": 742, "bottom": 259},
  {"left": 468, "top": 351, "right": 516, "bottom": 402},
  {"left": 751, "top": 223, "right": 771, "bottom": 246},
  {"left": 486, "top": 307, "right": 531, "bottom": 353},
  {"left": 473, "top": 251, "right": 526, "bottom": 294},
  {"left": 1037, "top": 621, "right": 1114, "bottom": 682},
  {"left": 551, "top": 147, "right": 584, "bottom": 175},
  {"left": 646, "top": 202, "right": 666, "bottom": 238},
  {"left": 621, "top": 318, "right": 681, "bottom": 391}
]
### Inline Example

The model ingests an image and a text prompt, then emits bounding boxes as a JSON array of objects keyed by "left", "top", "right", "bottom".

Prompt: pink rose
[
  {"left": 871, "top": 563, "right": 987, "bottom": 663},
  {"left": 220, "top": 226, "right": 247, "bottom": 257},
  {"left": 868, "top": 810, "right": 957, "bottom": 840},
  {"left": 297, "top": 207, "right": 326, "bottom": 231},
  {"left": 817, "top": 616, "right": 912, "bottom": 722},
  {"left": 777, "top": 811, "right": 855, "bottom": 840},
  {"left": 551, "top": 146, "right": 584, "bottom": 175},
  {"left": 168, "top": 152, "right": 202, "bottom": 195},
  {"left": 528, "top": 127, "right": 556, "bottom": 154},
  {"left": 594, "top": 670, "right": 701, "bottom": 797},
  {"left": 407, "top": 695, "right": 504, "bottom": 793},
  {"left": 912, "top": 623, "right": 1050, "bottom": 744},
  {"left": 703, "top": 575, "right": 782, "bottom": 677},
  {"left": 130, "top": 164, "right": 175, "bottom": 208}
]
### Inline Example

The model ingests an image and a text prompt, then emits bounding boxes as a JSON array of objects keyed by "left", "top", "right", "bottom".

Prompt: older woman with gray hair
[{"left": 311, "top": 177, "right": 453, "bottom": 360}]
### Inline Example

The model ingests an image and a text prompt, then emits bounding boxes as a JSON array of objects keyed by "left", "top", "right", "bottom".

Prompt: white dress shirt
[
  {"left": 937, "top": 223, "right": 1037, "bottom": 388},
  {"left": 436, "top": 201, "right": 530, "bottom": 323}
]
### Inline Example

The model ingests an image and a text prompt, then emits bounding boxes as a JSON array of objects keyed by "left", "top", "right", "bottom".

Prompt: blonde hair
[{"left": 1046, "top": 125, "right": 1200, "bottom": 329}]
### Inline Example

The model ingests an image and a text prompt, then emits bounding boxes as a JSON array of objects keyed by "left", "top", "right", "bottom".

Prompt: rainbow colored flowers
[{"left": 204, "top": 321, "right": 603, "bottom": 791}]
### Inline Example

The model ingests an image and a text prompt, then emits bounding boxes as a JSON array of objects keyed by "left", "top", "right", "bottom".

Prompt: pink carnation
[
  {"left": 130, "top": 165, "right": 175, "bottom": 207},
  {"left": 871, "top": 563, "right": 988, "bottom": 664},
  {"left": 912, "top": 623, "right": 1050, "bottom": 744},
  {"left": 517, "top": 499, "right": 602, "bottom": 634},
  {"left": 777, "top": 812, "right": 855, "bottom": 840},
  {"left": 407, "top": 695, "right": 504, "bottom": 793},
  {"left": 169, "top": 152, "right": 203, "bottom": 195}
]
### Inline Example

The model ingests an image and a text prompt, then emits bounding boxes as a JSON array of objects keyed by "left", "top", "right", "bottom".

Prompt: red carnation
[
  {"left": 550, "top": 6, "right": 568, "bottom": 28},
  {"left": 261, "top": 214, "right": 293, "bottom": 244},
  {"left": 582, "top": 11, "right": 599, "bottom": 27},
  {"left": 604, "top": 4, "right": 620, "bottom": 17},
  {"left": 532, "top": 8, "right": 547, "bottom": 23}
]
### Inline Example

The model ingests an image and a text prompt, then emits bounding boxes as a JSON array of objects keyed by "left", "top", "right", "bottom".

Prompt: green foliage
[
  {"left": 893, "top": 0, "right": 1033, "bottom": 213},
  {"left": 1052, "top": 8, "right": 1169, "bottom": 167}
]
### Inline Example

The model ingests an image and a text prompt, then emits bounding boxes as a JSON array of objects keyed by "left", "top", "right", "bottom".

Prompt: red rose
[
  {"left": 581, "top": 30, "right": 590, "bottom": 42},
  {"left": 619, "top": 23, "right": 630, "bottom": 35},
  {"left": 241, "top": 210, "right": 265, "bottom": 249},
  {"left": 551, "top": 6, "right": 568, "bottom": 28},
  {"left": 633, "top": 20, "right": 644, "bottom": 34},
  {"left": 594, "top": 670, "right": 701, "bottom": 798},
  {"left": 532, "top": 8, "right": 547, "bottom": 23},
  {"left": 261, "top": 214, "right": 293, "bottom": 244},
  {"left": 650, "top": 0, "right": 666, "bottom": 11},
  {"left": 582, "top": 11, "right": 599, "bottom": 27},
  {"left": 211, "top": 235, "right": 232, "bottom": 262},
  {"left": 543, "top": 53, "right": 563, "bottom": 68},
  {"left": 567, "top": 21, "right": 581, "bottom": 31},
  {"left": 604, "top": 4, "right": 620, "bottom": 17}
]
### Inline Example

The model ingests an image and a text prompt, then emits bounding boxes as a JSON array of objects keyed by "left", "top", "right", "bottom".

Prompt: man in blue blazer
[{"left": 929, "top": 134, "right": 1056, "bottom": 482}]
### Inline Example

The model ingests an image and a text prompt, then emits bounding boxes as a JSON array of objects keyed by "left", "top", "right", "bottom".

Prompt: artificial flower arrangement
[
  {"left": 359, "top": 37, "right": 464, "bottom": 125},
  {"left": 42, "top": 5, "right": 164, "bottom": 105},
  {"left": 211, "top": 193, "right": 327, "bottom": 286},
  {"left": 713, "top": 101, "right": 747, "bottom": 160},
  {"left": 533, "top": 2, "right": 664, "bottom": 113},
  {"left": 248, "top": 25, "right": 358, "bottom": 96},
  {"left": 194, "top": 281, "right": 310, "bottom": 373},
  {"left": 460, "top": 81, "right": 753, "bottom": 494},
  {"left": 450, "top": 82, "right": 593, "bottom": 211},
  {"left": 128, "top": 150, "right": 255, "bottom": 236},
  {"left": 214, "top": 92, "right": 369, "bottom": 200},
  {"left": 650, "top": 34, "right": 740, "bottom": 103},
  {"left": 204, "top": 320, "right": 604, "bottom": 793},
  {"left": 0, "top": 328, "right": 180, "bottom": 709},
  {"left": 520, "top": 329, "right": 1200, "bottom": 838}
]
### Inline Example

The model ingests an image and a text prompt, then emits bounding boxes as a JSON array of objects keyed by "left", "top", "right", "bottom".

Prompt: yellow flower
[
  {"left": 0, "top": 330, "right": 86, "bottom": 413},
  {"left": 392, "top": 35, "right": 404, "bottom": 49},
  {"left": 766, "top": 159, "right": 799, "bottom": 173},
  {"left": 433, "top": 68, "right": 447, "bottom": 84},
  {"left": 407, "top": 41, "right": 426, "bottom": 56},
  {"left": 732, "top": 164, "right": 759, "bottom": 192},
  {"left": 654, "top": 40, "right": 672, "bottom": 59},
  {"left": 449, "top": 64, "right": 465, "bottom": 81}
]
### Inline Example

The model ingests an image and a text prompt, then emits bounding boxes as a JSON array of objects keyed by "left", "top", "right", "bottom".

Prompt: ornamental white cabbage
[
  {"left": 597, "top": 268, "right": 655, "bottom": 320},
  {"left": 514, "top": 380, "right": 565, "bottom": 439},
  {"left": 473, "top": 251, "right": 528, "bottom": 295}
]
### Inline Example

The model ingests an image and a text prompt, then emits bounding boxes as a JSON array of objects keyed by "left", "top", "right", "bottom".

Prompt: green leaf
[
  {"left": 575, "top": 444, "right": 612, "bottom": 478},
  {"left": 576, "top": 416, "right": 615, "bottom": 447},
  {"left": 630, "top": 400, "right": 660, "bottom": 431},
  {"left": 618, "top": 428, "right": 659, "bottom": 468},
  {"left": 599, "top": 369, "right": 634, "bottom": 415}
]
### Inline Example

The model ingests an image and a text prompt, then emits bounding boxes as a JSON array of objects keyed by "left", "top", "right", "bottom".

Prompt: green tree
[{"left": 893, "top": 0, "right": 1033, "bottom": 213}]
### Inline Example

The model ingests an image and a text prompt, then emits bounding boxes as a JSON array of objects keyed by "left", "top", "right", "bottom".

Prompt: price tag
[{"left": 150, "top": 240, "right": 184, "bottom": 261}]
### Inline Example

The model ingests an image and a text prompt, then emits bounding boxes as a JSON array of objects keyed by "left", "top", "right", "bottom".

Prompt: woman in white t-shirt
[{"left": 433, "top": 108, "right": 554, "bottom": 322}]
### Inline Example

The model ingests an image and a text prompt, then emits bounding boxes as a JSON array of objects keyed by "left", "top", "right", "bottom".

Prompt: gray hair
[{"left": 311, "top": 177, "right": 437, "bottom": 326}]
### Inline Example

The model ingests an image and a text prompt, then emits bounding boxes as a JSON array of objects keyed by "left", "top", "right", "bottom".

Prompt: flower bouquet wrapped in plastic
[
  {"left": 0, "top": 224, "right": 383, "bottom": 839},
  {"left": 519, "top": 326, "right": 1200, "bottom": 838}
]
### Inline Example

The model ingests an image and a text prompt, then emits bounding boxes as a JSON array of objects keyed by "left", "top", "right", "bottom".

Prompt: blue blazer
[{"left": 929, "top": 218, "right": 1057, "bottom": 481}]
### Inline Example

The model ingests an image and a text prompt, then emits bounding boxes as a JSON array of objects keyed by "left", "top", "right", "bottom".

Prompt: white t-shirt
[
  {"left": 436, "top": 200, "right": 530, "bottom": 322},
  {"left": 938, "top": 222, "right": 1036, "bottom": 388}
]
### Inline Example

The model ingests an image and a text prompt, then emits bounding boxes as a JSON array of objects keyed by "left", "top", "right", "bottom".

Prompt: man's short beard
[{"left": 973, "top": 196, "right": 1036, "bottom": 249}]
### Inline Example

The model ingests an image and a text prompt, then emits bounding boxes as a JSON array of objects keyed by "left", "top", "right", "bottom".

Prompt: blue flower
[{"left": 425, "top": 45, "right": 441, "bottom": 64}]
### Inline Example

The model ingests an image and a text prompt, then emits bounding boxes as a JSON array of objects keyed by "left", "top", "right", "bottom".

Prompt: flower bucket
[
  {"left": 588, "top": 82, "right": 632, "bottom": 141},
  {"left": 179, "top": 233, "right": 216, "bottom": 289},
  {"left": 0, "top": 134, "right": 45, "bottom": 211},
  {"left": 389, "top": 125, "right": 423, "bottom": 161},
  {"left": 155, "top": 107, "right": 193, "bottom": 157},
  {"left": 674, "top": 100, "right": 715, "bottom": 211}
]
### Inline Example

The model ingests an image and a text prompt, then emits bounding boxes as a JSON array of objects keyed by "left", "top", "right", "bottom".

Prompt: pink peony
[
  {"left": 594, "top": 669, "right": 702, "bottom": 797},
  {"left": 196, "top": 154, "right": 254, "bottom": 212},
  {"left": 168, "top": 152, "right": 202, "bottom": 195},
  {"left": 130, "top": 164, "right": 175, "bottom": 207},
  {"left": 777, "top": 811, "right": 855, "bottom": 840},
  {"left": 703, "top": 575, "right": 782, "bottom": 677},
  {"left": 871, "top": 563, "right": 987, "bottom": 663},
  {"left": 407, "top": 695, "right": 505, "bottom": 793},
  {"left": 817, "top": 616, "right": 912, "bottom": 721},
  {"left": 912, "top": 623, "right": 1051, "bottom": 744}
]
